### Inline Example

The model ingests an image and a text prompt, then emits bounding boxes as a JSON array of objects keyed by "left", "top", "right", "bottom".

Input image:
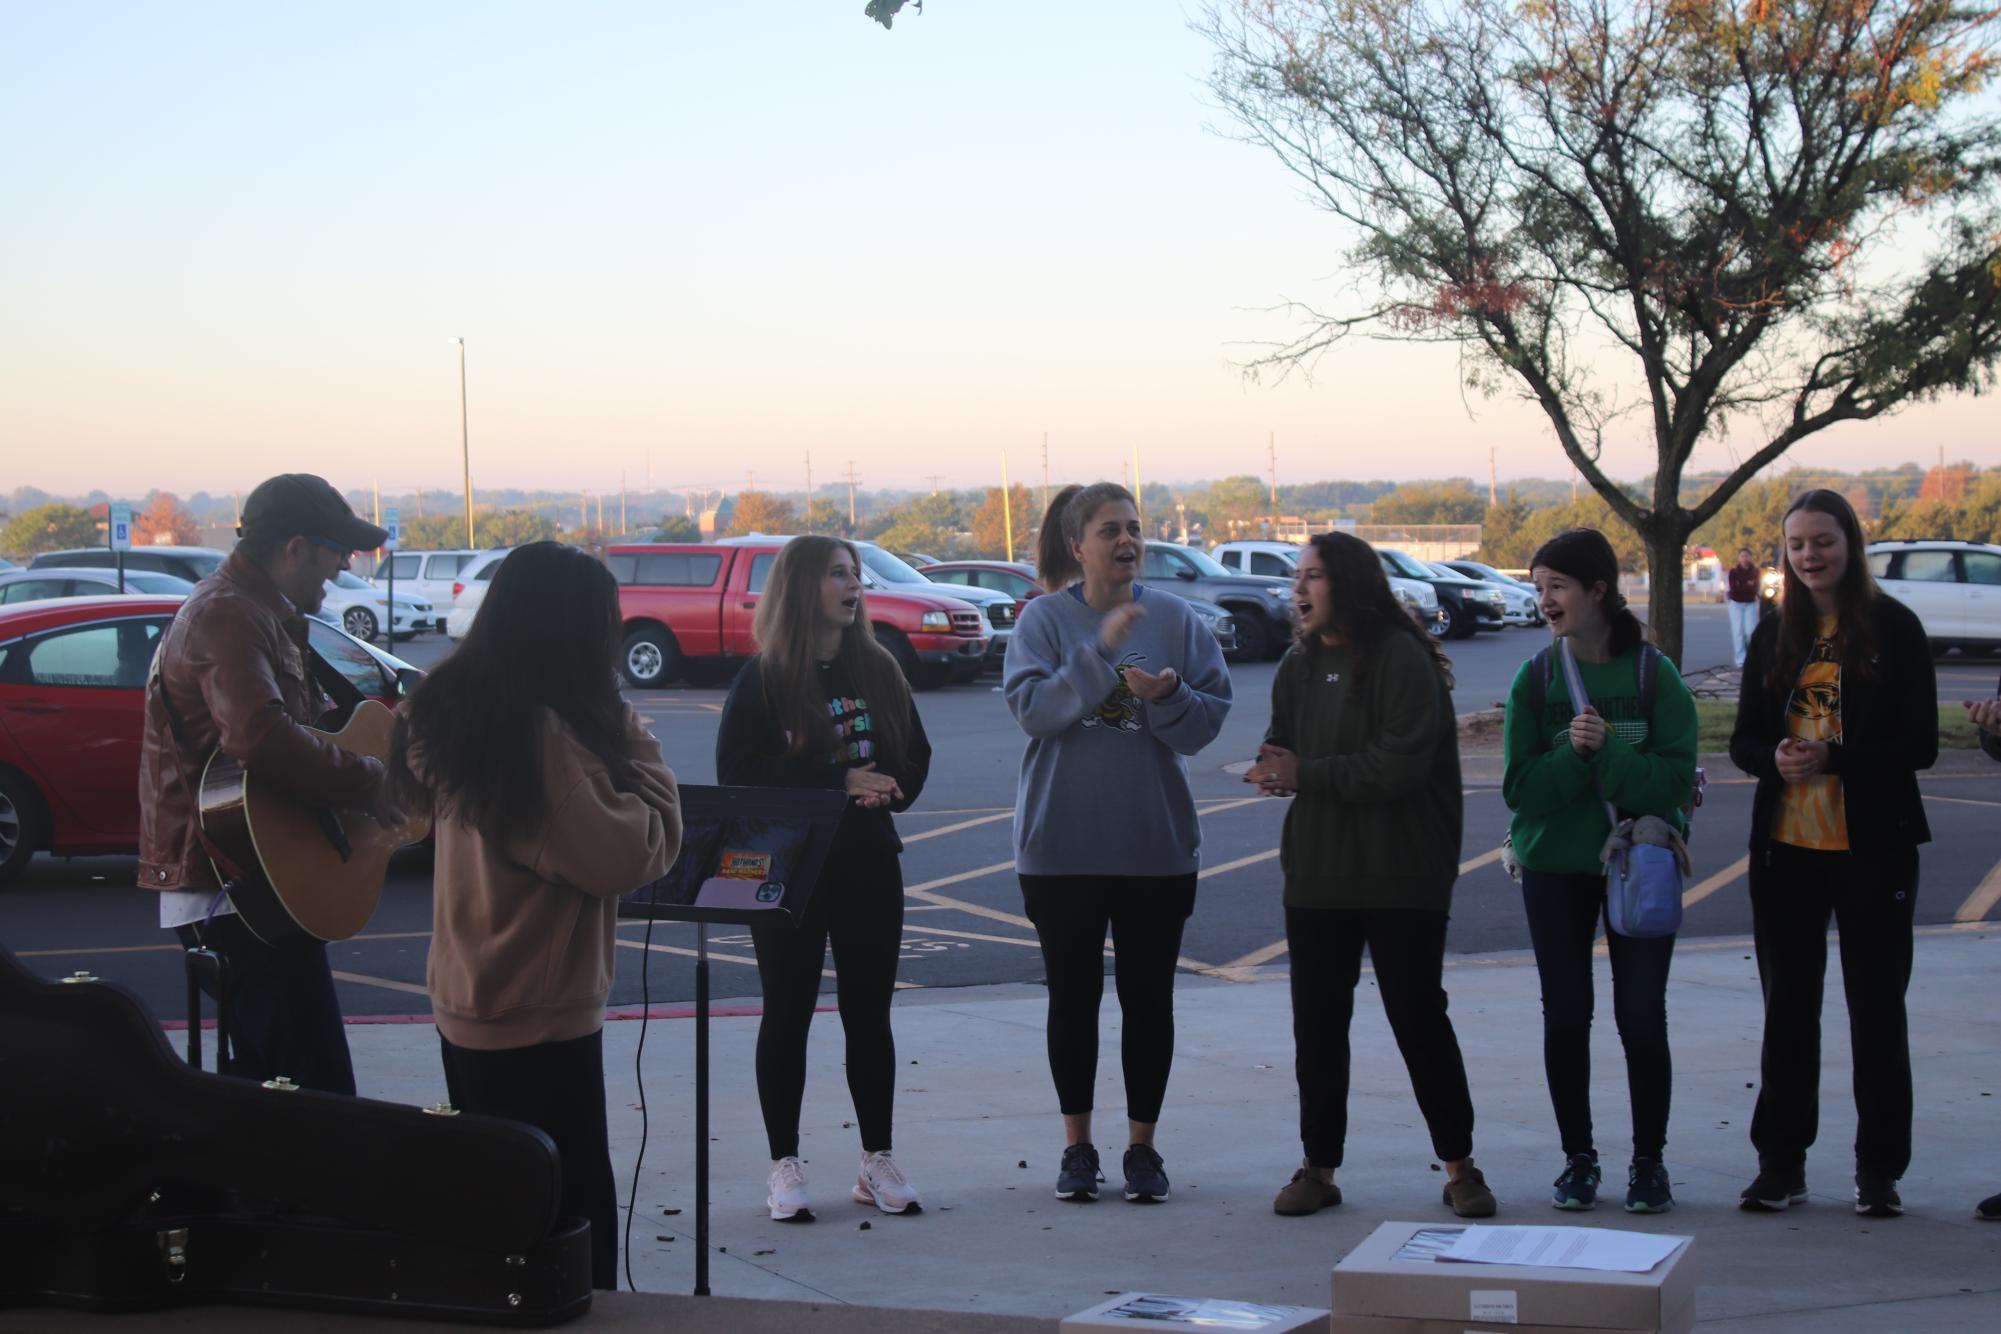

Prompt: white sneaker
[
  {"left": 767, "top": 1156, "right": 812, "bottom": 1222},
  {"left": 852, "top": 1149, "right": 922, "bottom": 1214}
]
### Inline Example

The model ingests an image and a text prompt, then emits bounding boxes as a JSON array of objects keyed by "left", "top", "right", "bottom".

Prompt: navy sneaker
[
  {"left": 1739, "top": 1167, "right": 1808, "bottom": 1212},
  {"left": 1855, "top": 1172, "right": 1903, "bottom": 1218},
  {"left": 1552, "top": 1153, "right": 1600, "bottom": 1210},
  {"left": 1976, "top": 1191, "right": 2001, "bottom": 1221},
  {"left": 1123, "top": 1143, "right": 1170, "bottom": 1203},
  {"left": 1055, "top": 1142, "right": 1102, "bottom": 1202},
  {"left": 1625, "top": 1158, "right": 1674, "bottom": 1214}
]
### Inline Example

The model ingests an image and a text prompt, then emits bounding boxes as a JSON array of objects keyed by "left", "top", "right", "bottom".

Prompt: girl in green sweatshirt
[{"left": 1503, "top": 528, "right": 1697, "bottom": 1217}]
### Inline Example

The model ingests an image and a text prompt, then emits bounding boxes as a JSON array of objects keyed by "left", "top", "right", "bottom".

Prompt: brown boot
[
  {"left": 1274, "top": 1164, "right": 1342, "bottom": 1216},
  {"left": 1443, "top": 1161, "right": 1497, "bottom": 1218}
]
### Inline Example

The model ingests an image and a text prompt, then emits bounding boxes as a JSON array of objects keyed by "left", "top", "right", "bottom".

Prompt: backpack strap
[
  {"left": 1527, "top": 645, "right": 1554, "bottom": 724},
  {"left": 1633, "top": 642, "right": 1659, "bottom": 722}
]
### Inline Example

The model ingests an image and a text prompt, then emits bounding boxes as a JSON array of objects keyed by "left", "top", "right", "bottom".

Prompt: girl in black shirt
[{"left": 715, "top": 536, "right": 932, "bottom": 1222}]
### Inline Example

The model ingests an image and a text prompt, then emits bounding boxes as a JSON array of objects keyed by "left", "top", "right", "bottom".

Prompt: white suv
[
  {"left": 1865, "top": 540, "right": 2001, "bottom": 653},
  {"left": 444, "top": 550, "right": 512, "bottom": 640},
  {"left": 1211, "top": 538, "right": 1443, "bottom": 621},
  {"left": 372, "top": 548, "right": 497, "bottom": 609}
]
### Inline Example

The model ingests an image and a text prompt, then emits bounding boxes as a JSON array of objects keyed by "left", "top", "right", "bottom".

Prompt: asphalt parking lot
[{"left": 5, "top": 606, "right": 1999, "bottom": 1022}]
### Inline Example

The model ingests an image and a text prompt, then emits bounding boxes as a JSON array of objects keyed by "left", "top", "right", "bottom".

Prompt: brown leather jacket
[{"left": 138, "top": 552, "right": 383, "bottom": 891}]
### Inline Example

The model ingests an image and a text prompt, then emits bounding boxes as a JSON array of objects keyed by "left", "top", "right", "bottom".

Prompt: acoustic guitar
[{"left": 198, "top": 698, "right": 430, "bottom": 947}]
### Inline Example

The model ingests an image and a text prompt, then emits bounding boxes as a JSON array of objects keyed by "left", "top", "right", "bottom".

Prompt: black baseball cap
[{"left": 238, "top": 474, "right": 389, "bottom": 551}]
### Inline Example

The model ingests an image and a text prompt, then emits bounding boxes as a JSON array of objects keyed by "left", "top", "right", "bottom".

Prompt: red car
[{"left": 0, "top": 596, "right": 416, "bottom": 886}]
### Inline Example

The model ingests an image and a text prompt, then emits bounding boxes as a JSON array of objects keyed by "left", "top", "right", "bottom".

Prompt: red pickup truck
[{"left": 607, "top": 542, "right": 988, "bottom": 690}]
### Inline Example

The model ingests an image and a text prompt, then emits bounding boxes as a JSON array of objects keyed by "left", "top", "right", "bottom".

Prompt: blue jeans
[
  {"left": 1727, "top": 599, "right": 1760, "bottom": 667},
  {"left": 1520, "top": 870, "right": 1675, "bottom": 1160},
  {"left": 175, "top": 912, "right": 356, "bottom": 1096}
]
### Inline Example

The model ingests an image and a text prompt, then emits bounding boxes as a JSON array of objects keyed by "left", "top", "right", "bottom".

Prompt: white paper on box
[
  {"left": 1086, "top": 1295, "right": 1314, "bottom": 1328},
  {"left": 1441, "top": 1226, "right": 1681, "bottom": 1274},
  {"left": 1467, "top": 1289, "right": 1518, "bottom": 1323}
]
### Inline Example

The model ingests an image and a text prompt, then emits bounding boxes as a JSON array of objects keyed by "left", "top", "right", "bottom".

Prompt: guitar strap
[{"left": 146, "top": 643, "right": 251, "bottom": 890}]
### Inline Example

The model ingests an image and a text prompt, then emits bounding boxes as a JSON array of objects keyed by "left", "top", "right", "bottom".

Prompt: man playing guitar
[{"left": 139, "top": 473, "right": 403, "bottom": 1094}]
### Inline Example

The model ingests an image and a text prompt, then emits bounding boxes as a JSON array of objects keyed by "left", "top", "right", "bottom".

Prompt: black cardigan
[
  {"left": 714, "top": 656, "right": 931, "bottom": 859},
  {"left": 1729, "top": 594, "right": 1937, "bottom": 858}
]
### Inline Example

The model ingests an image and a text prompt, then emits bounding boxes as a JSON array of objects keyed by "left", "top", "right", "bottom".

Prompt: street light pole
[{"left": 449, "top": 337, "right": 473, "bottom": 547}]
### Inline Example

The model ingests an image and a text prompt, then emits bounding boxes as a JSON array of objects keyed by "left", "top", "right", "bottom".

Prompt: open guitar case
[{"left": 0, "top": 945, "right": 593, "bottom": 1325}]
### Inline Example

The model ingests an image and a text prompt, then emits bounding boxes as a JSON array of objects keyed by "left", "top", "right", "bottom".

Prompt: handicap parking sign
[{"left": 109, "top": 504, "right": 132, "bottom": 552}]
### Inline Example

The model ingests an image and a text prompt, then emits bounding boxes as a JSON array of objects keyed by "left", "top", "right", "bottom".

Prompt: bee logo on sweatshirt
[{"left": 1083, "top": 654, "right": 1147, "bottom": 733}]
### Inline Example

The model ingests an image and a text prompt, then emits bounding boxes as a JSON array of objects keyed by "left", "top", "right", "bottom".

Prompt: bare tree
[{"left": 1203, "top": 0, "right": 2001, "bottom": 661}]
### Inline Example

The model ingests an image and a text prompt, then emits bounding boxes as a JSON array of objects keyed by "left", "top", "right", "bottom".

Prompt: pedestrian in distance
[
  {"left": 1966, "top": 675, "right": 2001, "bottom": 1221},
  {"left": 714, "top": 535, "right": 933, "bottom": 1223},
  {"left": 1726, "top": 546, "right": 1762, "bottom": 668},
  {"left": 1003, "top": 482, "right": 1232, "bottom": 1205},
  {"left": 1246, "top": 530, "right": 1495, "bottom": 1220},
  {"left": 1730, "top": 489, "right": 1938, "bottom": 1219},
  {"left": 1503, "top": 528, "right": 1698, "bottom": 1215},
  {"left": 392, "top": 541, "right": 684, "bottom": 1290}
]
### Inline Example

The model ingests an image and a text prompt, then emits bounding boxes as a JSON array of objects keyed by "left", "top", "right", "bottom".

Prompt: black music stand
[{"left": 619, "top": 784, "right": 847, "bottom": 1296}]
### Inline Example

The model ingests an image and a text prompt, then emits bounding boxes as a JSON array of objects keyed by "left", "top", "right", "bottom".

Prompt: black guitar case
[{"left": 0, "top": 947, "right": 591, "bottom": 1325}]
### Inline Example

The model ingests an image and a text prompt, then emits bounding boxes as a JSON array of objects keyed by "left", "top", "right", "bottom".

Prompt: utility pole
[
  {"left": 414, "top": 489, "right": 423, "bottom": 520},
  {"left": 1268, "top": 431, "right": 1278, "bottom": 519},
  {"left": 923, "top": 474, "right": 944, "bottom": 496},
  {"left": 372, "top": 479, "right": 380, "bottom": 526},
  {"left": 1041, "top": 431, "right": 1050, "bottom": 517},
  {"left": 746, "top": 469, "right": 756, "bottom": 495},
  {"left": 580, "top": 491, "right": 587, "bottom": 530},
  {"left": 844, "top": 462, "right": 859, "bottom": 527},
  {"left": 1489, "top": 445, "right": 1498, "bottom": 507},
  {"left": 1132, "top": 446, "right": 1144, "bottom": 528},
  {"left": 805, "top": 452, "right": 815, "bottom": 530},
  {"left": 449, "top": 337, "right": 473, "bottom": 548},
  {"left": 596, "top": 493, "right": 604, "bottom": 532},
  {"left": 1001, "top": 450, "right": 1015, "bottom": 562}
]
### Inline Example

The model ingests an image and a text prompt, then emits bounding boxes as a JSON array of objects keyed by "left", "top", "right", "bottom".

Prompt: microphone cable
[{"left": 622, "top": 912, "right": 657, "bottom": 1293}]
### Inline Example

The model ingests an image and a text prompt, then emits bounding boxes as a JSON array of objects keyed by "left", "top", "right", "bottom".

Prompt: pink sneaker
[
  {"left": 851, "top": 1150, "right": 922, "bottom": 1214},
  {"left": 767, "top": 1156, "right": 812, "bottom": 1221}
]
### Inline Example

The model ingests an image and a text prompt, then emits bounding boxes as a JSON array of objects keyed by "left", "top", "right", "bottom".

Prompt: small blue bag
[{"left": 1558, "top": 640, "right": 1684, "bottom": 940}]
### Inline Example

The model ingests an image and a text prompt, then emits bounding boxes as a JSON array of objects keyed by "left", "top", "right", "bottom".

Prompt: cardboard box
[
  {"left": 1332, "top": 1222, "right": 1694, "bottom": 1334},
  {"left": 1063, "top": 1293, "right": 1330, "bottom": 1332}
]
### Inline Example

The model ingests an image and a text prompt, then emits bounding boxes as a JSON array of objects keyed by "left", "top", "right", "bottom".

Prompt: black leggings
[
  {"left": 750, "top": 851, "right": 904, "bottom": 1160},
  {"left": 1520, "top": 869, "right": 1676, "bottom": 1161},
  {"left": 1285, "top": 906, "right": 1475, "bottom": 1169},
  {"left": 1019, "top": 872, "right": 1198, "bottom": 1126},
  {"left": 1749, "top": 841, "right": 1919, "bottom": 1177},
  {"left": 439, "top": 1029, "right": 617, "bottom": 1291}
]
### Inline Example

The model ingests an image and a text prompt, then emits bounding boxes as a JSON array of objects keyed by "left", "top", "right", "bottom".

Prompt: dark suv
[
  {"left": 1139, "top": 542, "right": 1294, "bottom": 659},
  {"left": 1374, "top": 547, "right": 1505, "bottom": 639},
  {"left": 30, "top": 545, "right": 227, "bottom": 584}
]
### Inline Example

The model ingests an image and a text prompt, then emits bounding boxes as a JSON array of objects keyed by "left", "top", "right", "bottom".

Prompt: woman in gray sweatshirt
[{"left": 1002, "top": 482, "right": 1232, "bottom": 1207}]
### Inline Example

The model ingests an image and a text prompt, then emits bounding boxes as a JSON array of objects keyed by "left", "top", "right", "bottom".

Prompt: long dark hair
[
  {"left": 752, "top": 536, "right": 912, "bottom": 767},
  {"left": 1300, "top": 531, "right": 1453, "bottom": 687},
  {"left": 1765, "top": 488, "right": 1880, "bottom": 694},
  {"left": 392, "top": 542, "right": 636, "bottom": 841},
  {"left": 1530, "top": 528, "right": 1647, "bottom": 657},
  {"left": 1034, "top": 482, "right": 1137, "bottom": 592}
]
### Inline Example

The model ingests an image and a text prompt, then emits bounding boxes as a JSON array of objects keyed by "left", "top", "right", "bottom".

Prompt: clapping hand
[
  {"left": 1244, "top": 742, "right": 1300, "bottom": 797},
  {"left": 1101, "top": 603, "right": 1145, "bottom": 652},
  {"left": 1567, "top": 706, "right": 1607, "bottom": 757},
  {"left": 844, "top": 763, "right": 903, "bottom": 809},
  {"left": 1775, "top": 738, "right": 1831, "bottom": 784},
  {"left": 1123, "top": 664, "right": 1179, "bottom": 700}
]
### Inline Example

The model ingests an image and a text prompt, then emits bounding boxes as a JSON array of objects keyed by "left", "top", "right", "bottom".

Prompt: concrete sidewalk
[{"left": 329, "top": 924, "right": 2001, "bottom": 1330}]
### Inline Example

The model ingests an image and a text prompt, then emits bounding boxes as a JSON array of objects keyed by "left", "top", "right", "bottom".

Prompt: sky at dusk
[{"left": 4, "top": 1, "right": 1996, "bottom": 502}]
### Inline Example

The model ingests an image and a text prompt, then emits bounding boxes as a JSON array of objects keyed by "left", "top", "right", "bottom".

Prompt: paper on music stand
[
  {"left": 1085, "top": 1295, "right": 1311, "bottom": 1328},
  {"left": 1437, "top": 1225, "right": 1682, "bottom": 1273}
]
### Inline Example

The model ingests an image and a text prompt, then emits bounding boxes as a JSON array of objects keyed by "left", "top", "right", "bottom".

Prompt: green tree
[
  {"left": 1475, "top": 491, "right": 1538, "bottom": 567},
  {"left": 475, "top": 509, "right": 559, "bottom": 547},
  {"left": 802, "top": 499, "right": 847, "bottom": 535},
  {"left": 726, "top": 491, "right": 798, "bottom": 537},
  {"left": 1372, "top": 480, "right": 1485, "bottom": 525},
  {"left": 869, "top": 492, "right": 965, "bottom": 556},
  {"left": 969, "top": 484, "right": 1035, "bottom": 559},
  {"left": 650, "top": 515, "right": 701, "bottom": 542},
  {"left": 398, "top": 514, "right": 467, "bottom": 550},
  {"left": 1205, "top": 0, "right": 2001, "bottom": 664},
  {"left": 1, "top": 503, "right": 99, "bottom": 558},
  {"left": 1192, "top": 475, "right": 1269, "bottom": 537},
  {"left": 1692, "top": 475, "right": 1799, "bottom": 566}
]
